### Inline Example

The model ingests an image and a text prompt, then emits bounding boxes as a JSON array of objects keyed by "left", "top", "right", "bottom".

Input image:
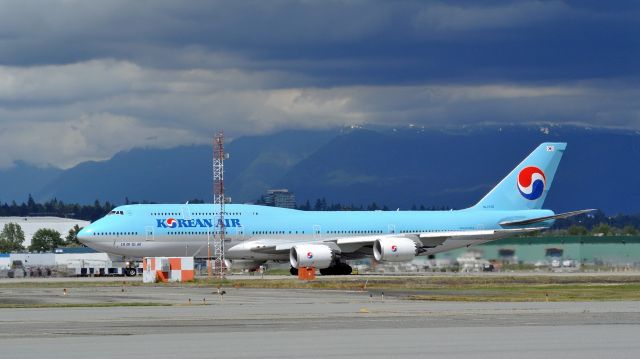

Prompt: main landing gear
[
  {"left": 290, "top": 262, "right": 352, "bottom": 276},
  {"left": 320, "top": 262, "right": 352, "bottom": 276}
]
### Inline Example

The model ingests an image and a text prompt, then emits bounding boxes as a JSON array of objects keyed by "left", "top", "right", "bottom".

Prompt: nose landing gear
[{"left": 125, "top": 267, "right": 137, "bottom": 277}]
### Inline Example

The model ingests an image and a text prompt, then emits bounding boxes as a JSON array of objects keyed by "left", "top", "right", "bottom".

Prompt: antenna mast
[{"left": 212, "top": 131, "right": 227, "bottom": 278}]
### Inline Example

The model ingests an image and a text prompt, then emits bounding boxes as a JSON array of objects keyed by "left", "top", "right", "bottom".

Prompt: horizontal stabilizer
[{"left": 499, "top": 209, "right": 596, "bottom": 227}]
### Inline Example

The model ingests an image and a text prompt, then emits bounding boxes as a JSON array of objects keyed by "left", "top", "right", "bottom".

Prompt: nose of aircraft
[{"left": 77, "top": 226, "right": 93, "bottom": 245}]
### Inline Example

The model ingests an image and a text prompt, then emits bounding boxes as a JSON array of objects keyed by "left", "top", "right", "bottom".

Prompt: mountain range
[{"left": 1, "top": 125, "right": 639, "bottom": 214}]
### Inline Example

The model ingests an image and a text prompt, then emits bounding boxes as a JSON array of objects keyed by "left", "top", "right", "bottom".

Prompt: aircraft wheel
[
  {"left": 289, "top": 267, "right": 298, "bottom": 276},
  {"left": 319, "top": 263, "right": 352, "bottom": 276},
  {"left": 340, "top": 264, "right": 353, "bottom": 275},
  {"left": 319, "top": 267, "right": 334, "bottom": 276}
]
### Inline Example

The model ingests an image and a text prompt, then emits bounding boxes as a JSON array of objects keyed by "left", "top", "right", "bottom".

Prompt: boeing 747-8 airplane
[{"left": 78, "top": 142, "right": 593, "bottom": 275}]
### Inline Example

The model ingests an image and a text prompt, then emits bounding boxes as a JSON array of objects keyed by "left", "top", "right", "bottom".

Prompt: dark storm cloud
[
  {"left": 1, "top": 1, "right": 637, "bottom": 84},
  {"left": 0, "top": 1, "right": 638, "bottom": 168}
]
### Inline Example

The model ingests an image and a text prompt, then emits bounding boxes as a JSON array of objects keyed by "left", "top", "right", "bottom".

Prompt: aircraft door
[
  {"left": 388, "top": 224, "right": 396, "bottom": 234},
  {"left": 227, "top": 225, "right": 244, "bottom": 238},
  {"left": 145, "top": 226, "right": 154, "bottom": 241},
  {"left": 313, "top": 225, "right": 321, "bottom": 238},
  {"left": 180, "top": 205, "right": 192, "bottom": 219}
]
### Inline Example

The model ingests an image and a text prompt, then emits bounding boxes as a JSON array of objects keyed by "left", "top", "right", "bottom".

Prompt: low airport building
[
  {"left": 0, "top": 247, "right": 133, "bottom": 277},
  {"left": 447, "top": 236, "right": 640, "bottom": 266},
  {"left": 9, "top": 247, "right": 111, "bottom": 269},
  {"left": 0, "top": 216, "right": 90, "bottom": 248}
]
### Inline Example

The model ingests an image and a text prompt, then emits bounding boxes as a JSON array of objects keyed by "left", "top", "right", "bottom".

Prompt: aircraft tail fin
[{"left": 470, "top": 142, "right": 566, "bottom": 211}]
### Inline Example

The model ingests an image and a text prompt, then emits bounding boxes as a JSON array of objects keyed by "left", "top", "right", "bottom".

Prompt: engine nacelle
[
  {"left": 224, "top": 259, "right": 265, "bottom": 271},
  {"left": 290, "top": 244, "right": 334, "bottom": 269},
  {"left": 373, "top": 237, "right": 419, "bottom": 262}
]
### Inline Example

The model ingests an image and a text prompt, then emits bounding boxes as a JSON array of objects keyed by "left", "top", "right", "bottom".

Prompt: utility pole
[{"left": 212, "top": 131, "right": 227, "bottom": 279}]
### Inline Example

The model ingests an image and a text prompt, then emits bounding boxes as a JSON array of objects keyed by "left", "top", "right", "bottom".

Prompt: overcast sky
[{"left": 0, "top": 0, "right": 638, "bottom": 169}]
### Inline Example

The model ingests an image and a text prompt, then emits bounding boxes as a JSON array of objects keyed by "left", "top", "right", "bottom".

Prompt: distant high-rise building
[{"left": 263, "top": 189, "right": 296, "bottom": 209}]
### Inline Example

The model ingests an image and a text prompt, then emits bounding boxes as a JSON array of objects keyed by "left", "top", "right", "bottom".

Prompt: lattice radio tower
[{"left": 212, "top": 131, "right": 227, "bottom": 278}]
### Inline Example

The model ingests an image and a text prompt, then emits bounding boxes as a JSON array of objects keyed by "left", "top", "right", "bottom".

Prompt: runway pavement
[{"left": 1, "top": 285, "right": 639, "bottom": 358}]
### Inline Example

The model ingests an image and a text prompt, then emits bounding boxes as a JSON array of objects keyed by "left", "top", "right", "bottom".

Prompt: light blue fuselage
[{"left": 79, "top": 203, "right": 554, "bottom": 259}]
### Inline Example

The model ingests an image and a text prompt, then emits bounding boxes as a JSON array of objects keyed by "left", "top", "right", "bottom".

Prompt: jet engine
[
  {"left": 290, "top": 244, "right": 334, "bottom": 269},
  {"left": 224, "top": 259, "right": 266, "bottom": 272},
  {"left": 373, "top": 237, "right": 419, "bottom": 262}
]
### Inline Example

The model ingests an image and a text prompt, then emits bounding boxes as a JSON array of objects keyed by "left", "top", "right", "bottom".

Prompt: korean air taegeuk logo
[
  {"left": 165, "top": 218, "right": 177, "bottom": 228},
  {"left": 517, "top": 166, "right": 546, "bottom": 200}
]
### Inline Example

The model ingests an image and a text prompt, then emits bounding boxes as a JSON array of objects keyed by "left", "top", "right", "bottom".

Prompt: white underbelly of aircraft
[{"left": 103, "top": 234, "right": 300, "bottom": 259}]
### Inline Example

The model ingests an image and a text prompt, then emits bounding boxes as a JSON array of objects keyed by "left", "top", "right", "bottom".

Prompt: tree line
[
  {"left": 0, "top": 195, "right": 211, "bottom": 221},
  {"left": 0, "top": 195, "right": 115, "bottom": 222},
  {"left": 257, "top": 196, "right": 453, "bottom": 212}
]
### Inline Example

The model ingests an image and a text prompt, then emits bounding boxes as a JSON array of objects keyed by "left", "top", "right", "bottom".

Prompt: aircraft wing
[
  {"left": 418, "top": 227, "right": 546, "bottom": 246},
  {"left": 248, "top": 241, "right": 302, "bottom": 255},
  {"left": 248, "top": 227, "right": 546, "bottom": 256},
  {"left": 334, "top": 227, "right": 546, "bottom": 250},
  {"left": 499, "top": 209, "right": 596, "bottom": 227}
]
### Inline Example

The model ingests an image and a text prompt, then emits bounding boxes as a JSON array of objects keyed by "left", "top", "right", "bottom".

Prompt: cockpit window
[{"left": 108, "top": 210, "right": 125, "bottom": 215}]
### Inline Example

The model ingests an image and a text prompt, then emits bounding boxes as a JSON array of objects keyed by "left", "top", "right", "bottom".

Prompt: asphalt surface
[{"left": 1, "top": 284, "right": 639, "bottom": 358}]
